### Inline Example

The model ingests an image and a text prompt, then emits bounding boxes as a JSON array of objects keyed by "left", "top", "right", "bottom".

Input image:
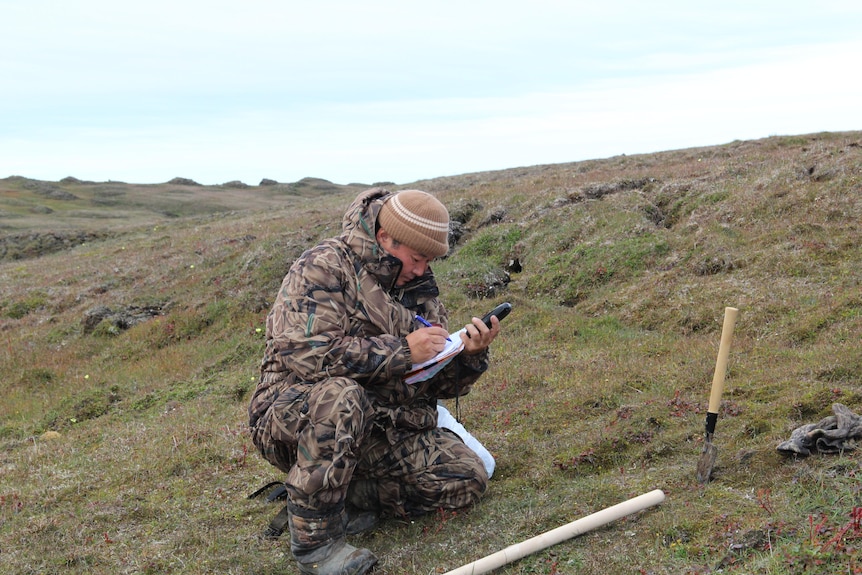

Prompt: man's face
[{"left": 377, "top": 230, "right": 433, "bottom": 286}]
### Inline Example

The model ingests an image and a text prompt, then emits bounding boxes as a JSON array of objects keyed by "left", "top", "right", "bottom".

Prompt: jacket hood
[{"left": 340, "top": 187, "right": 390, "bottom": 259}]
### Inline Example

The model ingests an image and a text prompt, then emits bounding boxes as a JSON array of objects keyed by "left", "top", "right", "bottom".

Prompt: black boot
[
  {"left": 346, "top": 478, "right": 380, "bottom": 512},
  {"left": 345, "top": 478, "right": 380, "bottom": 535},
  {"left": 288, "top": 504, "right": 377, "bottom": 575}
]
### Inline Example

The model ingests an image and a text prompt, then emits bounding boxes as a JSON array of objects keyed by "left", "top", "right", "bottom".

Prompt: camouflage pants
[{"left": 250, "top": 376, "right": 489, "bottom": 518}]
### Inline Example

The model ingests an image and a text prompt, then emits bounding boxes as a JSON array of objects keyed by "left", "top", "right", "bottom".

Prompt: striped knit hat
[{"left": 378, "top": 190, "right": 450, "bottom": 258}]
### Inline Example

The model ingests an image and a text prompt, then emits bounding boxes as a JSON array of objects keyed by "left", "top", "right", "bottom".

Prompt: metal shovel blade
[{"left": 696, "top": 433, "right": 718, "bottom": 484}]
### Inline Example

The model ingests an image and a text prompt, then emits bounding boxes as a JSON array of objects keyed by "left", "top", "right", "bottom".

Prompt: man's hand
[
  {"left": 460, "top": 315, "right": 500, "bottom": 355},
  {"left": 405, "top": 326, "right": 451, "bottom": 364}
]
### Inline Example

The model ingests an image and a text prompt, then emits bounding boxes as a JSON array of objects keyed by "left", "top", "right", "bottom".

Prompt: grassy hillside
[{"left": 1, "top": 131, "right": 860, "bottom": 574}]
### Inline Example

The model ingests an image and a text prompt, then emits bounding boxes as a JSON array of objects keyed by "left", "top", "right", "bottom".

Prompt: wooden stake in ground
[
  {"left": 695, "top": 306, "right": 739, "bottom": 483},
  {"left": 441, "top": 489, "right": 666, "bottom": 575}
]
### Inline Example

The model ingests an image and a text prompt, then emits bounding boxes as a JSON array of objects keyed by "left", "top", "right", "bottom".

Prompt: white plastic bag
[{"left": 437, "top": 404, "right": 496, "bottom": 478}]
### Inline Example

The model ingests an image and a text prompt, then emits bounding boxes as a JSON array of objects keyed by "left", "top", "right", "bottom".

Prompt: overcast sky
[{"left": 2, "top": 1, "right": 861, "bottom": 186}]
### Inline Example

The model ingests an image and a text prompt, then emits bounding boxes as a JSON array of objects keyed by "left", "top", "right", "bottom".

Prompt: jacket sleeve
[{"left": 262, "top": 247, "right": 412, "bottom": 384}]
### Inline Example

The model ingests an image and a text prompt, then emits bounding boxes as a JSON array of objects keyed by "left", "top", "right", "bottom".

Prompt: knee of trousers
[
  {"left": 450, "top": 455, "right": 490, "bottom": 504},
  {"left": 286, "top": 378, "right": 377, "bottom": 509}
]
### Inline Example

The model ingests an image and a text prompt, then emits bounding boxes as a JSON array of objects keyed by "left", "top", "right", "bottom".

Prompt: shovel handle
[{"left": 707, "top": 307, "right": 739, "bottom": 415}]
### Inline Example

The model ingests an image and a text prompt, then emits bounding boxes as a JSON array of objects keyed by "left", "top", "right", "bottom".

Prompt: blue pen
[{"left": 416, "top": 314, "right": 451, "bottom": 341}]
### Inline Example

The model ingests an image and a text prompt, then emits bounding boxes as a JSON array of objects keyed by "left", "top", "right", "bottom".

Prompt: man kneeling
[{"left": 248, "top": 189, "right": 502, "bottom": 574}]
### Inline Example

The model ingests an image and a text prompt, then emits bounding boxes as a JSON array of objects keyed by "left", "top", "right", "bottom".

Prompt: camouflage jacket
[{"left": 248, "top": 188, "right": 489, "bottom": 439}]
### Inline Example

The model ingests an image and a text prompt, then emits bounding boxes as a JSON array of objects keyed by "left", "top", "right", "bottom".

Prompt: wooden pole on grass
[{"left": 442, "top": 489, "right": 666, "bottom": 575}]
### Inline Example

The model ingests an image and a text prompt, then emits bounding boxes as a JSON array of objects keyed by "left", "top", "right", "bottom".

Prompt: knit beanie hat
[{"left": 378, "top": 190, "right": 450, "bottom": 258}]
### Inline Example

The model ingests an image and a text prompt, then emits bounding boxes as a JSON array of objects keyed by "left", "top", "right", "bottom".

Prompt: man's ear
[{"left": 376, "top": 228, "right": 390, "bottom": 245}]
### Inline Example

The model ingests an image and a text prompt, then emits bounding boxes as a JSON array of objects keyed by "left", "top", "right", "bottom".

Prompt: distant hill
[{"left": 0, "top": 175, "right": 372, "bottom": 261}]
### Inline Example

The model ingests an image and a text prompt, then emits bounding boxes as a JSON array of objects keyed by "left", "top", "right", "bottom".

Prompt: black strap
[
  {"left": 262, "top": 505, "right": 291, "bottom": 540},
  {"left": 248, "top": 481, "right": 291, "bottom": 540},
  {"left": 247, "top": 481, "right": 288, "bottom": 501}
]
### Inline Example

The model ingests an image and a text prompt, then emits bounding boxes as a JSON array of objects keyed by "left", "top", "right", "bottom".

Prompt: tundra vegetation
[{"left": 1, "top": 132, "right": 860, "bottom": 574}]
